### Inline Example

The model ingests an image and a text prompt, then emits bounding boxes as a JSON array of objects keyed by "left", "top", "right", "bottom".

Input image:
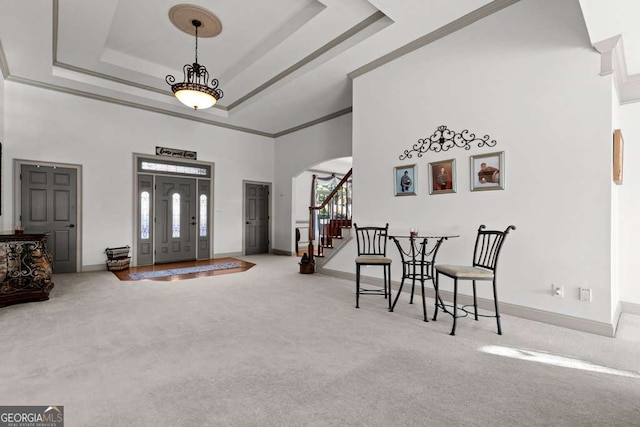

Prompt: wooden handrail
[{"left": 313, "top": 169, "right": 352, "bottom": 212}]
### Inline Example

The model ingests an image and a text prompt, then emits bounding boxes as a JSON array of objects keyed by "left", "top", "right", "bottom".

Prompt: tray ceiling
[{"left": 0, "top": 0, "right": 577, "bottom": 136}]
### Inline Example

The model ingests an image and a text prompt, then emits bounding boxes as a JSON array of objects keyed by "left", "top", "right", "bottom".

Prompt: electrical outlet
[
  {"left": 579, "top": 287, "right": 592, "bottom": 302},
  {"left": 551, "top": 284, "right": 564, "bottom": 297}
]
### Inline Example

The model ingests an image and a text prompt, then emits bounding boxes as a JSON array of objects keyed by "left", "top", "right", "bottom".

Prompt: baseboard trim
[
  {"left": 318, "top": 267, "right": 355, "bottom": 281},
  {"left": 81, "top": 264, "right": 107, "bottom": 272},
  {"left": 620, "top": 301, "right": 640, "bottom": 315},
  {"left": 272, "top": 249, "right": 294, "bottom": 256},
  {"left": 496, "top": 299, "right": 614, "bottom": 337},
  {"left": 612, "top": 301, "right": 622, "bottom": 336},
  {"left": 214, "top": 252, "right": 245, "bottom": 258},
  {"left": 319, "top": 268, "right": 615, "bottom": 337}
]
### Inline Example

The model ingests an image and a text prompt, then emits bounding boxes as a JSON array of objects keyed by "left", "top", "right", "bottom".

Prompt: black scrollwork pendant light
[{"left": 166, "top": 19, "right": 223, "bottom": 110}]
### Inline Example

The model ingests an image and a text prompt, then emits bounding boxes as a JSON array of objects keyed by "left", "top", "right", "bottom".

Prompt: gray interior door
[
  {"left": 21, "top": 164, "right": 78, "bottom": 273},
  {"left": 155, "top": 176, "right": 197, "bottom": 263},
  {"left": 245, "top": 183, "right": 269, "bottom": 255}
]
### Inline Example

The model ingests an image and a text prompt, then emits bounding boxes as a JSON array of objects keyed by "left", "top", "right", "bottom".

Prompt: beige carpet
[{"left": 1, "top": 254, "right": 639, "bottom": 426}]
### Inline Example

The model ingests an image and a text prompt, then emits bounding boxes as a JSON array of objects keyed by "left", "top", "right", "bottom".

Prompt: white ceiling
[{"left": 0, "top": 1, "right": 637, "bottom": 136}]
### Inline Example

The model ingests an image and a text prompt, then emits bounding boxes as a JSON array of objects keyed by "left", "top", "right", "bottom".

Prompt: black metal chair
[
  {"left": 354, "top": 223, "right": 392, "bottom": 309},
  {"left": 433, "top": 225, "right": 515, "bottom": 335}
]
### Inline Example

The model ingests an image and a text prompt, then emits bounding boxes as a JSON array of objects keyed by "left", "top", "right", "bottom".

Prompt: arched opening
[{"left": 292, "top": 157, "right": 352, "bottom": 257}]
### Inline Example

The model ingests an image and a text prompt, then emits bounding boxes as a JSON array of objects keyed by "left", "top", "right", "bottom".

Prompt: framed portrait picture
[
  {"left": 613, "top": 129, "right": 623, "bottom": 185},
  {"left": 394, "top": 164, "right": 417, "bottom": 196},
  {"left": 428, "top": 159, "right": 456, "bottom": 195},
  {"left": 470, "top": 151, "right": 504, "bottom": 191}
]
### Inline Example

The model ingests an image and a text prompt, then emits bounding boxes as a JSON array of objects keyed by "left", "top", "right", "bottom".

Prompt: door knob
[{"left": 67, "top": 224, "right": 75, "bottom": 228}]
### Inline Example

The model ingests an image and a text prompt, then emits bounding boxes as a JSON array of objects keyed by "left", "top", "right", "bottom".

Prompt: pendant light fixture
[{"left": 166, "top": 10, "right": 224, "bottom": 110}]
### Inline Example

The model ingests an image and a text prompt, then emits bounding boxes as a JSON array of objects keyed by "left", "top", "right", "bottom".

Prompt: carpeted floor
[{"left": 1, "top": 254, "right": 639, "bottom": 426}]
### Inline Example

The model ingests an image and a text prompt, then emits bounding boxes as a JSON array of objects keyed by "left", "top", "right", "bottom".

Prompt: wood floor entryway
[{"left": 111, "top": 258, "right": 254, "bottom": 281}]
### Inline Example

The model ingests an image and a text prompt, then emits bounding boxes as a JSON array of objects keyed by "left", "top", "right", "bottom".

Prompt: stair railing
[{"left": 307, "top": 168, "right": 352, "bottom": 264}]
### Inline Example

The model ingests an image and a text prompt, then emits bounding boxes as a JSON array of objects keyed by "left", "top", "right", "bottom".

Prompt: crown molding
[
  {"left": 593, "top": 35, "right": 622, "bottom": 76},
  {"left": 0, "top": 39, "right": 9, "bottom": 79},
  {"left": 6, "top": 75, "right": 273, "bottom": 137},
  {"left": 5, "top": 74, "right": 354, "bottom": 139},
  {"left": 594, "top": 34, "right": 640, "bottom": 105},
  {"left": 349, "top": 0, "right": 521, "bottom": 80},
  {"left": 226, "top": 11, "right": 386, "bottom": 110},
  {"left": 273, "top": 107, "right": 352, "bottom": 138}
]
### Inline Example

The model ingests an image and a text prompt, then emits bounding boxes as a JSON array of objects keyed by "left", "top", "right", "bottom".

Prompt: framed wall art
[
  {"left": 470, "top": 151, "right": 504, "bottom": 191},
  {"left": 394, "top": 164, "right": 417, "bottom": 196},
  {"left": 613, "top": 129, "right": 624, "bottom": 185},
  {"left": 428, "top": 159, "right": 456, "bottom": 195}
]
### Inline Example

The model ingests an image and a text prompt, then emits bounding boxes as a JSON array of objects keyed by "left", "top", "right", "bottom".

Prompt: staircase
[
  {"left": 304, "top": 169, "right": 352, "bottom": 270},
  {"left": 317, "top": 219, "right": 352, "bottom": 266}
]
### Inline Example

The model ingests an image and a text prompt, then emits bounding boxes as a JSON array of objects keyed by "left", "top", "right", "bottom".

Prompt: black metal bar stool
[
  {"left": 433, "top": 225, "right": 515, "bottom": 335},
  {"left": 354, "top": 223, "right": 392, "bottom": 309}
]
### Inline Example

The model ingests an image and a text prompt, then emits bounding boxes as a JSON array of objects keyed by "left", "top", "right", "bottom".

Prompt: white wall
[
  {"left": 611, "top": 82, "right": 621, "bottom": 317},
  {"left": 4, "top": 82, "right": 274, "bottom": 268},
  {"left": 328, "top": 0, "right": 615, "bottom": 324},
  {"left": 293, "top": 171, "right": 313, "bottom": 251},
  {"left": 0, "top": 72, "right": 4, "bottom": 221},
  {"left": 0, "top": 71, "right": 4, "bottom": 142},
  {"left": 618, "top": 101, "right": 640, "bottom": 306},
  {"left": 294, "top": 171, "right": 313, "bottom": 222},
  {"left": 273, "top": 114, "right": 352, "bottom": 254}
]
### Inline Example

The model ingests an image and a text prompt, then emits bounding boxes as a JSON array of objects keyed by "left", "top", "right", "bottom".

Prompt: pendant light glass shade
[{"left": 173, "top": 85, "right": 218, "bottom": 110}]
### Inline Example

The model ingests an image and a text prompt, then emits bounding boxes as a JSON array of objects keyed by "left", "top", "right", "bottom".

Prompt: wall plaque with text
[{"left": 156, "top": 146, "right": 197, "bottom": 160}]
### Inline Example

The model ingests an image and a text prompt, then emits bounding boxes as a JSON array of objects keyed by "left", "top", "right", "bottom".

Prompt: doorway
[
  {"left": 19, "top": 163, "right": 80, "bottom": 273},
  {"left": 134, "top": 155, "right": 213, "bottom": 266},
  {"left": 154, "top": 176, "right": 197, "bottom": 263},
  {"left": 244, "top": 182, "right": 270, "bottom": 255}
]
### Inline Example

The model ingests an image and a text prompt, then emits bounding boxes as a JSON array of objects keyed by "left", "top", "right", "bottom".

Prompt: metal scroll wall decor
[{"left": 399, "top": 125, "right": 497, "bottom": 160}]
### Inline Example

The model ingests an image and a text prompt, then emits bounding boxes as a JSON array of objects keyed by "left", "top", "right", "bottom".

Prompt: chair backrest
[
  {"left": 354, "top": 223, "right": 389, "bottom": 257},
  {"left": 472, "top": 224, "right": 516, "bottom": 272}
]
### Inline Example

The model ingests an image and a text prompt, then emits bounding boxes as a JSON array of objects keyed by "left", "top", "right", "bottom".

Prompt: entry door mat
[
  {"left": 112, "top": 258, "right": 255, "bottom": 281},
  {"left": 129, "top": 263, "right": 242, "bottom": 280}
]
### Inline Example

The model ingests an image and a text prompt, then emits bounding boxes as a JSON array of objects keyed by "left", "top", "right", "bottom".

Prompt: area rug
[{"left": 128, "top": 262, "right": 242, "bottom": 280}]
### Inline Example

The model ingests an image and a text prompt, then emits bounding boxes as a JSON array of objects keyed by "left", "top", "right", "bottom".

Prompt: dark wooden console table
[{"left": 0, "top": 234, "right": 54, "bottom": 307}]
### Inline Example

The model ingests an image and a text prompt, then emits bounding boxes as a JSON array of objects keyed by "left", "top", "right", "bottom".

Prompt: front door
[
  {"left": 21, "top": 164, "right": 78, "bottom": 273},
  {"left": 155, "top": 176, "right": 197, "bottom": 263},
  {"left": 245, "top": 183, "right": 269, "bottom": 255}
]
